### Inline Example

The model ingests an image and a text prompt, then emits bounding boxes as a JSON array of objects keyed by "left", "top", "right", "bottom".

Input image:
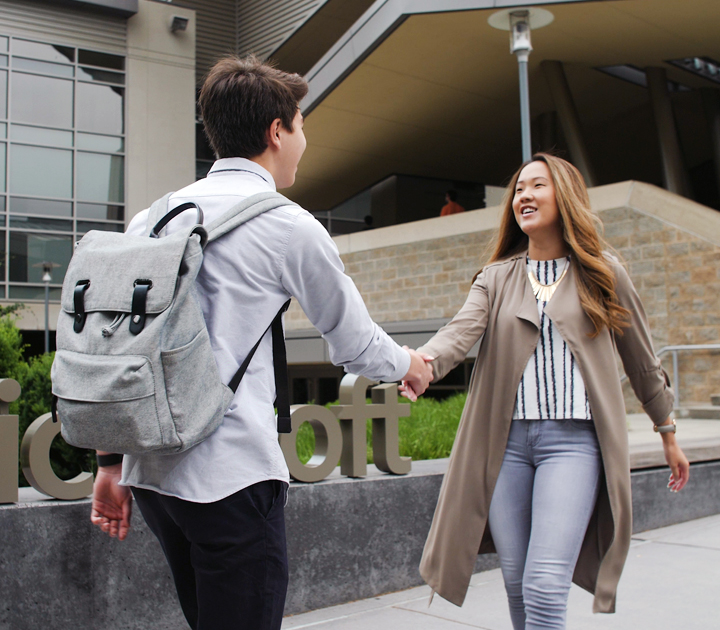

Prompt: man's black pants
[{"left": 132, "top": 480, "right": 288, "bottom": 630}]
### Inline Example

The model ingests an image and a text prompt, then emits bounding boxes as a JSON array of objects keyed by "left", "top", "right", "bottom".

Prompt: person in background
[
  {"left": 440, "top": 189, "right": 465, "bottom": 216},
  {"left": 405, "top": 153, "right": 689, "bottom": 630}
]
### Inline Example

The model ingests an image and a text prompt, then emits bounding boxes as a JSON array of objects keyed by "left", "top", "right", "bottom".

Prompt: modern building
[{"left": 1, "top": 0, "right": 719, "bottom": 408}]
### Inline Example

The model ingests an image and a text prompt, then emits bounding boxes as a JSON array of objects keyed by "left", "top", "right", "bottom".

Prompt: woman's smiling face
[{"left": 512, "top": 160, "right": 561, "bottom": 238}]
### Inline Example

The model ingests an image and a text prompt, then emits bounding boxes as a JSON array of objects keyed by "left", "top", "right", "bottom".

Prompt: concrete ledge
[{"left": 2, "top": 458, "right": 719, "bottom": 628}]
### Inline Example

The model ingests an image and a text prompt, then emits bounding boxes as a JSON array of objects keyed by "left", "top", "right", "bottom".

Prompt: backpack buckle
[
  {"left": 129, "top": 280, "right": 152, "bottom": 335},
  {"left": 73, "top": 280, "right": 90, "bottom": 333}
]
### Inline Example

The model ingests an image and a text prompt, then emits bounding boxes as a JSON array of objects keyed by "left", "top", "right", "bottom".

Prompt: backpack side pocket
[{"left": 161, "top": 328, "right": 233, "bottom": 452}]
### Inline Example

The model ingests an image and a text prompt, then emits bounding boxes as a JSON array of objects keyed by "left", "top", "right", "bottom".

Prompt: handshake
[{"left": 399, "top": 346, "right": 435, "bottom": 402}]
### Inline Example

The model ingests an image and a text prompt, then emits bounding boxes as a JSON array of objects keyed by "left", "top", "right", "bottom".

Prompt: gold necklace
[{"left": 528, "top": 263, "right": 569, "bottom": 302}]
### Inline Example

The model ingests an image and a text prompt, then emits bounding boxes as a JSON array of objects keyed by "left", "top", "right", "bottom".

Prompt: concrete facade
[
  {"left": 125, "top": 0, "right": 196, "bottom": 220},
  {"left": 286, "top": 181, "right": 720, "bottom": 411}
]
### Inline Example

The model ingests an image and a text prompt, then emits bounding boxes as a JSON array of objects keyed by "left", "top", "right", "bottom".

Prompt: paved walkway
[{"left": 282, "top": 513, "right": 720, "bottom": 629}]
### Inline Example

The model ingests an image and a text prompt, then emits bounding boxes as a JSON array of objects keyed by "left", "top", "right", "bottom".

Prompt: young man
[{"left": 90, "top": 56, "right": 433, "bottom": 630}]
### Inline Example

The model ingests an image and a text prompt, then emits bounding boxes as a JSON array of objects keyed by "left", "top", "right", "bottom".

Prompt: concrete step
[{"left": 677, "top": 405, "right": 720, "bottom": 420}]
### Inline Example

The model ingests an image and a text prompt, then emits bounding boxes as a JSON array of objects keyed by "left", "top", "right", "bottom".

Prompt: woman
[{"left": 404, "top": 154, "right": 689, "bottom": 629}]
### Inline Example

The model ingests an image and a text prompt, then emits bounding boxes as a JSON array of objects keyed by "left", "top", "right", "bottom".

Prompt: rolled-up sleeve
[
  {"left": 613, "top": 263, "right": 674, "bottom": 425},
  {"left": 417, "top": 271, "right": 490, "bottom": 382},
  {"left": 280, "top": 213, "right": 410, "bottom": 382}
]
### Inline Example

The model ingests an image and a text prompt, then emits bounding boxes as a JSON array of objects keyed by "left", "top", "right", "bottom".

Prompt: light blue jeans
[{"left": 488, "top": 420, "right": 602, "bottom": 630}]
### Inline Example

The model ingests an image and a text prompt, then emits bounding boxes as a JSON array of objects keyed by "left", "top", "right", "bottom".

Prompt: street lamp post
[
  {"left": 489, "top": 8, "right": 554, "bottom": 162},
  {"left": 33, "top": 261, "right": 60, "bottom": 354}
]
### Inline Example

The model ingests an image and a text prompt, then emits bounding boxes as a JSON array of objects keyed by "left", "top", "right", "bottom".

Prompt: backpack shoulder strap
[
  {"left": 144, "top": 192, "right": 174, "bottom": 236},
  {"left": 205, "top": 191, "right": 298, "bottom": 243}
]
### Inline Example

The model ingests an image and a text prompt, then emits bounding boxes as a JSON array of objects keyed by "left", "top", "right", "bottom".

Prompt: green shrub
[
  {"left": 0, "top": 309, "right": 93, "bottom": 487},
  {"left": 15, "top": 352, "right": 94, "bottom": 485},
  {"left": 294, "top": 392, "right": 467, "bottom": 465},
  {"left": 0, "top": 306, "right": 26, "bottom": 381}
]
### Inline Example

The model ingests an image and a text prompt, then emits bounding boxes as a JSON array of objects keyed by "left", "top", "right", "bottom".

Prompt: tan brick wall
[
  {"left": 604, "top": 209, "right": 720, "bottom": 411},
  {"left": 286, "top": 182, "right": 720, "bottom": 411},
  {"left": 284, "top": 232, "right": 493, "bottom": 329}
]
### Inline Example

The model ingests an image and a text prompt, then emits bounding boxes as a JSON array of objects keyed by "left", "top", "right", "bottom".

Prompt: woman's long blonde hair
[{"left": 485, "top": 153, "right": 629, "bottom": 337}]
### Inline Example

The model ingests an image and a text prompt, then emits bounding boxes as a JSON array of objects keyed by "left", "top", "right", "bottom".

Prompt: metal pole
[
  {"left": 701, "top": 88, "right": 720, "bottom": 201},
  {"left": 672, "top": 349, "right": 679, "bottom": 411},
  {"left": 646, "top": 67, "right": 687, "bottom": 197},
  {"left": 44, "top": 281, "right": 49, "bottom": 354},
  {"left": 517, "top": 50, "right": 532, "bottom": 162},
  {"left": 541, "top": 60, "right": 597, "bottom": 186}
]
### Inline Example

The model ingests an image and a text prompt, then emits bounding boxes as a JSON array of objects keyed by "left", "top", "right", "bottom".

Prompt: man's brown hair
[{"left": 199, "top": 55, "right": 308, "bottom": 159}]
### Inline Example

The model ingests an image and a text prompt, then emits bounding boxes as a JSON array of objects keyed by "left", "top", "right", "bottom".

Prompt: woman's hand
[
  {"left": 399, "top": 347, "right": 434, "bottom": 401},
  {"left": 659, "top": 421, "right": 689, "bottom": 492}
]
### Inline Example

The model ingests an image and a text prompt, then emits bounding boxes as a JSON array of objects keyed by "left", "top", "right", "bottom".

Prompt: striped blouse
[{"left": 512, "top": 256, "right": 592, "bottom": 421}]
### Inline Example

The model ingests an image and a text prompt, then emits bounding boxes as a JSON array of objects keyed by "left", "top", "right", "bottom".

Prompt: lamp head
[{"left": 510, "top": 11, "right": 532, "bottom": 54}]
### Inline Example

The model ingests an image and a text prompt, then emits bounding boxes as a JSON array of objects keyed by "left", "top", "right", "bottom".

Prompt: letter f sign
[{"left": 333, "top": 375, "right": 411, "bottom": 478}]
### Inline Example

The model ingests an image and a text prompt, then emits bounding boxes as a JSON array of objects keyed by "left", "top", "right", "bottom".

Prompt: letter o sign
[{"left": 279, "top": 404, "right": 343, "bottom": 483}]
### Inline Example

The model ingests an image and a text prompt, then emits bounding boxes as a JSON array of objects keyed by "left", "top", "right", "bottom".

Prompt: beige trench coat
[{"left": 418, "top": 251, "right": 673, "bottom": 614}]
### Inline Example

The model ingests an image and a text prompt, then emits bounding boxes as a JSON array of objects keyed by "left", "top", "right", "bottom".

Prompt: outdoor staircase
[{"left": 677, "top": 394, "right": 720, "bottom": 420}]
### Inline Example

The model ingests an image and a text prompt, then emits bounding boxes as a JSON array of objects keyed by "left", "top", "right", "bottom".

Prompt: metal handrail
[{"left": 620, "top": 343, "right": 720, "bottom": 410}]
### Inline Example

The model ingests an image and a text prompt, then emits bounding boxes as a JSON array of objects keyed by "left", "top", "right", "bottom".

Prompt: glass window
[
  {"left": 0, "top": 37, "right": 8, "bottom": 53},
  {"left": 9, "top": 216, "right": 72, "bottom": 231},
  {"left": 78, "top": 50, "right": 124, "bottom": 71},
  {"left": 10, "top": 197, "right": 72, "bottom": 217},
  {"left": 0, "top": 122, "right": 6, "bottom": 138},
  {"left": 10, "top": 125, "right": 73, "bottom": 147},
  {"left": 13, "top": 40, "right": 74, "bottom": 64},
  {"left": 9, "top": 286, "right": 61, "bottom": 300},
  {"left": 0, "top": 142, "right": 5, "bottom": 192},
  {"left": 76, "top": 152, "right": 123, "bottom": 203},
  {"left": 0, "top": 70, "right": 6, "bottom": 119},
  {"left": 77, "top": 67, "right": 124, "bottom": 85},
  {"left": 13, "top": 57, "right": 74, "bottom": 78},
  {"left": 9, "top": 145, "right": 72, "bottom": 198},
  {"left": 76, "top": 133, "right": 123, "bottom": 153},
  {"left": 77, "top": 221, "right": 124, "bottom": 235},
  {"left": 0, "top": 55, "right": 7, "bottom": 68},
  {"left": 8, "top": 232, "right": 72, "bottom": 283},
  {"left": 76, "top": 203, "right": 124, "bottom": 221},
  {"left": 11, "top": 72, "right": 73, "bottom": 128},
  {"left": 0, "top": 197, "right": 5, "bottom": 212},
  {"left": 76, "top": 83, "right": 123, "bottom": 134},
  {"left": 0, "top": 230, "right": 4, "bottom": 281}
]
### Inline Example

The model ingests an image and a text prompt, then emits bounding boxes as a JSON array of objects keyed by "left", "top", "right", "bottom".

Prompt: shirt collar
[{"left": 208, "top": 157, "right": 276, "bottom": 191}]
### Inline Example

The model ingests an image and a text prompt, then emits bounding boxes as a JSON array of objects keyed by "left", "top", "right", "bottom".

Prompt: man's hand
[
  {"left": 399, "top": 346, "right": 434, "bottom": 401},
  {"left": 91, "top": 462, "right": 132, "bottom": 541}
]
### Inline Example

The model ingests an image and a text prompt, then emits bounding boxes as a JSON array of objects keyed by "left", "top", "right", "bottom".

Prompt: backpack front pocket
[{"left": 52, "top": 350, "right": 164, "bottom": 453}]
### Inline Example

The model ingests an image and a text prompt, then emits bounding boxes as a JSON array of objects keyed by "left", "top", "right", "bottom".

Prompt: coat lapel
[
  {"left": 544, "top": 261, "right": 594, "bottom": 339},
  {"left": 514, "top": 251, "right": 540, "bottom": 329}
]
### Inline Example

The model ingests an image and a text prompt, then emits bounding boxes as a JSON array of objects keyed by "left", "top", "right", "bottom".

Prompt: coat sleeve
[
  {"left": 417, "top": 271, "right": 490, "bottom": 382},
  {"left": 613, "top": 263, "right": 674, "bottom": 425}
]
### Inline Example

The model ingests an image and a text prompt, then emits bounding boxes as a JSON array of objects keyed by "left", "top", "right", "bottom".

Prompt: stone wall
[
  {"left": 285, "top": 181, "right": 720, "bottom": 412},
  {"left": 3, "top": 459, "right": 719, "bottom": 628}
]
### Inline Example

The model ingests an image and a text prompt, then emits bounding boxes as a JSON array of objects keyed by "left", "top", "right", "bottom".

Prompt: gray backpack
[{"left": 51, "top": 191, "right": 294, "bottom": 455}]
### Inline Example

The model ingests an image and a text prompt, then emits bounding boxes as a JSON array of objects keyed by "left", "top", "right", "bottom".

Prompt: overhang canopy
[{"left": 287, "top": 0, "right": 720, "bottom": 212}]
